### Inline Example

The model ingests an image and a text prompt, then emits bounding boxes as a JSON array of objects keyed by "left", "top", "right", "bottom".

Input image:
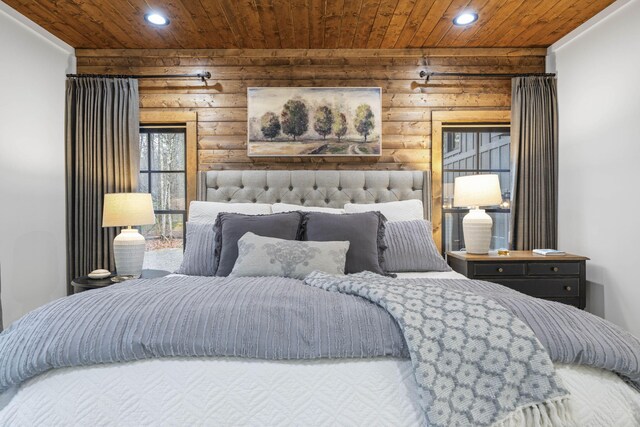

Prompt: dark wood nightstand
[
  {"left": 72, "top": 269, "right": 170, "bottom": 293},
  {"left": 446, "top": 251, "right": 589, "bottom": 309}
]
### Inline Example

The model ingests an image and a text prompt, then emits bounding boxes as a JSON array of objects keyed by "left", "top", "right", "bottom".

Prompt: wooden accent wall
[{"left": 76, "top": 48, "right": 546, "bottom": 172}]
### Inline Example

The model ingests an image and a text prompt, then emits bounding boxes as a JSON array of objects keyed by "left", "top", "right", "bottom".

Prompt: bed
[{"left": 1, "top": 170, "right": 639, "bottom": 426}]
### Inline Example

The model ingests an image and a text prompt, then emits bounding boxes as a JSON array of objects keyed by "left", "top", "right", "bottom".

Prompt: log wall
[{"left": 76, "top": 48, "right": 546, "bottom": 172}]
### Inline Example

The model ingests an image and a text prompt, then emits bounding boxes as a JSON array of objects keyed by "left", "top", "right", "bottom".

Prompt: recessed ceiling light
[
  {"left": 145, "top": 13, "right": 170, "bottom": 26},
  {"left": 453, "top": 12, "right": 478, "bottom": 26}
]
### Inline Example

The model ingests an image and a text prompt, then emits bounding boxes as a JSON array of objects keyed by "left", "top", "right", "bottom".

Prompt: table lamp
[
  {"left": 102, "top": 193, "right": 155, "bottom": 278},
  {"left": 453, "top": 174, "right": 503, "bottom": 254}
]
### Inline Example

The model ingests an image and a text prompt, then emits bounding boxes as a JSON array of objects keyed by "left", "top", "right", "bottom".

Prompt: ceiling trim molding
[
  {"left": 0, "top": 2, "right": 74, "bottom": 55},
  {"left": 549, "top": 0, "right": 635, "bottom": 53},
  {"left": 75, "top": 48, "right": 548, "bottom": 58}
]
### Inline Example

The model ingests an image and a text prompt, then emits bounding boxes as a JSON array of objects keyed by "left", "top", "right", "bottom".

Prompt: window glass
[
  {"left": 140, "top": 214, "right": 185, "bottom": 270},
  {"left": 150, "top": 132, "right": 185, "bottom": 171},
  {"left": 151, "top": 174, "right": 186, "bottom": 211},
  {"left": 138, "top": 128, "right": 186, "bottom": 272},
  {"left": 442, "top": 127, "right": 511, "bottom": 252},
  {"left": 140, "top": 133, "right": 149, "bottom": 172}
]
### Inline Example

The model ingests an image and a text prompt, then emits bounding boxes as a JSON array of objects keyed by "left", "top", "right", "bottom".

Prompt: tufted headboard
[{"left": 197, "top": 170, "right": 431, "bottom": 219}]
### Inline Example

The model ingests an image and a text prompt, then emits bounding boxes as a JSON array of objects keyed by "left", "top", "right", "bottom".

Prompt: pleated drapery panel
[
  {"left": 65, "top": 78, "right": 140, "bottom": 294},
  {"left": 510, "top": 76, "right": 559, "bottom": 250}
]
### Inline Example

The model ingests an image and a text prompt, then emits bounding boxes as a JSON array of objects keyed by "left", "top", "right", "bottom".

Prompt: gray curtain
[
  {"left": 510, "top": 76, "right": 559, "bottom": 250},
  {"left": 66, "top": 78, "right": 140, "bottom": 294}
]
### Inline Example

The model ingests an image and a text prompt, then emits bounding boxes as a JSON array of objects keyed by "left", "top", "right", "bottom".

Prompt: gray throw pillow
[
  {"left": 230, "top": 232, "right": 350, "bottom": 279},
  {"left": 175, "top": 222, "right": 217, "bottom": 276},
  {"left": 214, "top": 212, "right": 305, "bottom": 276},
  {"left": 383, "top": 220, "right": 451, "bottom": 272},
  {"left": 303, "top": 211, "right": 387, "bottom": 275}
]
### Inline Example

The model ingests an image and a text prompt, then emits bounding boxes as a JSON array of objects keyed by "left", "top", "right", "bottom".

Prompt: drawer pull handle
[
  {"left": 497, "top": 268, "right": 504, "bottom": 273},
  {"left": 565, "top": 286, "right": 572, "bottom": 291},
  {"left": 552, "top": 267, "right": 559, "bottom": 272}
]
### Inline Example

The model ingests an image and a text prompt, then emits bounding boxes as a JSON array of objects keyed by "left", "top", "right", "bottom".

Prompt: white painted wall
[
  {"left": 0, "top": 3, "right": 75, "bottom": 328},
  {"left": 548, "top": 0, "right": 640, "bottom": 336}
]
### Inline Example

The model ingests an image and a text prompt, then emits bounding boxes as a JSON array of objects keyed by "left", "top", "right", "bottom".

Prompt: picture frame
[{"left": 247, "top": 87, "right": 382, "bottom": 157}]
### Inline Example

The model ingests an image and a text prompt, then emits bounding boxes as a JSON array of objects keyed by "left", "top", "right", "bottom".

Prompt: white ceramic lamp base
[
  {"left": 462, "top": 208, "right": 493, "bottom": 254},
  {"left": 113, "top": 228, "right": 146, "bottom": 278}
]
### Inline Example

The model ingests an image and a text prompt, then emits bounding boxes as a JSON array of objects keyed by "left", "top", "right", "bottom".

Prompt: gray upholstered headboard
[{"left": 197, "top": 170, "right": 431, "bottom": 220}]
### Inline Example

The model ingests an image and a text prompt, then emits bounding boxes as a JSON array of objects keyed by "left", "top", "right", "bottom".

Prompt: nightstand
[
  {"left": 72, "top": 269, "right": 170, "bottom": 293},
  {"left": 446, "top": 251, "right": 589, "bottom": 309}
]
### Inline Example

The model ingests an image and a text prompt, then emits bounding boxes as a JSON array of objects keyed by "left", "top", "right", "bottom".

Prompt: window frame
[
  {"left": 431, "top": 110, "right": 511, "bottom": 254},
  {"left": 139, "top": 111, "right": 198, "bottom": 214},
  {"left": 441, "top": 126, "right": 512, "bottom": 252},
  {"left": 139, "top": 111, "right": 198, "bottom": 253},
  {"left": 139, "top": 127, "right": 188, "bottom": 243}
]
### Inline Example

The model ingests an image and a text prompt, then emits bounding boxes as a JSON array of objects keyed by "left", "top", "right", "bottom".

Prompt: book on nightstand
[{"left": 532, "top": 249, "right": 566, "bottom": 256}]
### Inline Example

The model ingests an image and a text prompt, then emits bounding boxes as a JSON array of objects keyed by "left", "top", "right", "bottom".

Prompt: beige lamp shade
[
  {"left": 102, "top": 193, "right": 155, "bottom": 227},
  {"left": 453, "top": 174, "right": 503, "bottom": 208}
]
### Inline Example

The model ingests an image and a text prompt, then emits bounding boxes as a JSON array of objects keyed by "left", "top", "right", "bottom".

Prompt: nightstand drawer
[
  {"left": 492, "top": 278, "right": 580, "bottom": 297},
  {"left": 528, "top": 262, "right": 580, "bottom": 276},
  {"left": 474, "top": 263, "right": 526, "bottom": 277}
]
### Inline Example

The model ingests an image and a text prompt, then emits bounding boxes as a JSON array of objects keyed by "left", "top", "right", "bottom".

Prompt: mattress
[
  {"left": 1, "top": 357, "right": 639, "bottom": 426},
  {"left": 1, "top": 270, "right": 638, "bottom": 426}
]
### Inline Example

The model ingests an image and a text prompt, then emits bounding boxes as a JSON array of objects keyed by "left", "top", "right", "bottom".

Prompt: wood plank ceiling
[{"left": 4, "top": 0, "right": 615, "bottom": 49}]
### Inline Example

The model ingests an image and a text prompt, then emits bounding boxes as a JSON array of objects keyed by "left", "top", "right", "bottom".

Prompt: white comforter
[{"left": 1, "top": 271, "right": 639, "bottom": 426}]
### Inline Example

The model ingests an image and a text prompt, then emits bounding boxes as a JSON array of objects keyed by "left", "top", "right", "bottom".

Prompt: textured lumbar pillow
[
  {"left": 175, "top": 222, "right": 217, "bottom": 276},
  {"left": 383, "top": 220, "right": 450, "bottom": 272},
  {"left": 230, "top": 232, "right": 350, "bottom": 279}
]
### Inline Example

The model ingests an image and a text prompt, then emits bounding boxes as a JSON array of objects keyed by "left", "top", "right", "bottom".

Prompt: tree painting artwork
[
  {"left": 281, "top": 99, "right": 309, "bottom": 141},
  {"left": 247, "top": 87, "right": 382, "bottom": 157},
  {"left": 260, "top": 112, "right": 281, "bottom": 141}
]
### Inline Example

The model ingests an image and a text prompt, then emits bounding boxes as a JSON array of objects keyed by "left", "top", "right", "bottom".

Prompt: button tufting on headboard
[{"left": 198, "top": 170, "right": 431, "bottom": 219}]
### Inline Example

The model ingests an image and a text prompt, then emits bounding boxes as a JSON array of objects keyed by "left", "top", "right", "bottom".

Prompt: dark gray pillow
[
  {"left": 214, "top": 212, "right": 305, "bottom": 276},
  {"left": 383, "top": 220, "right": 451, "bottom": 273},
  {"left": 303, "top": 211, "right": 387, "bottom": 275},
  {"left": 175, "top": 222, "right": 217, "bottom": 276}
]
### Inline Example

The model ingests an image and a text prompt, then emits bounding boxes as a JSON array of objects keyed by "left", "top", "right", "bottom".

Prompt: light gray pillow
[
  {"left": 175, "top": 222, "right": 217, "bottom": 276},
  {"left": 230, "top": 232, "right": 350, "bottom": 279},
  {"left": 383, "top": 220, "right": 451, "bottom": 272}
]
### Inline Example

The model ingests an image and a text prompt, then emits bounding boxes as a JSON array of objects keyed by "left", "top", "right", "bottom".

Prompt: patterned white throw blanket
[{"left": 304, "top": 271, "right": 573, "bottom": 427}]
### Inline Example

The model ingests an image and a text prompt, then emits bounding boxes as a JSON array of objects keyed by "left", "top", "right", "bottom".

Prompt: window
[
  {"left": 139, "top": 127, "right": 187, "bottom": 271},
  {"left": 442, "top": 126, "right": 511, "bottom": 252}
]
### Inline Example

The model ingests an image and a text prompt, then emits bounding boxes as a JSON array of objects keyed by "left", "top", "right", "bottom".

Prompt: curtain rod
[
  {"left": 419, "top": 71, "right": 556, "bottom": 80},
  {"left": 66, "top": 72, "right": 212, "bottom": 82}
]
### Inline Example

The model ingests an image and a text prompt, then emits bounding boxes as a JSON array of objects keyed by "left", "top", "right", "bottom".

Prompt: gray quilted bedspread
[
  {"left": 0, "top": 275, "right": 406, "bottom": 393},
  {"left": 0, "top": 273, "right": 639, "bottom": 400}
]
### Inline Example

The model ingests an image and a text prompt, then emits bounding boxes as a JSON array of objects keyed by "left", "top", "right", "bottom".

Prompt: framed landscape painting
[{"left": 247, "top": 87, "right": 382, "bottom": 157}]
